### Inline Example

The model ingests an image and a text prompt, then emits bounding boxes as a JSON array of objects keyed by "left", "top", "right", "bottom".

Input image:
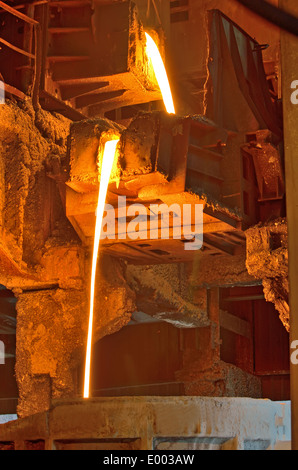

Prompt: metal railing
[{"left": 0, "top": 0, "right": 43, "bottom": 107}]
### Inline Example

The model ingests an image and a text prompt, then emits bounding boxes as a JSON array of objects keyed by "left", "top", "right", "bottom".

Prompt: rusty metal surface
[
  {"left": 0, "top": 1, "right": 42, "bottom": 105},
  {"left": 242, "top": 130, "right": 285, "bottom": 202},
  {"left": 42, "top": 0, "right": 162, "bottom": 119},
  {"left": 205, "top": 9, "right": 283, "bottom": 139},
  {"left": 0, "top": 0, "right": 163, "bottom": 118},
  {"left": 63, "top": 112, "right": 246, "bottom": 264}
]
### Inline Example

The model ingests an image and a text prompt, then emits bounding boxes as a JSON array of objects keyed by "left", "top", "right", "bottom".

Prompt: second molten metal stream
[{"left": 145, "top": 32, "right": 175, "bottom": 114}]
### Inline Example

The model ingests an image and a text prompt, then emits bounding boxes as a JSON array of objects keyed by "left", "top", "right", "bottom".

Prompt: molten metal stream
[
  {"left": 83, "top": 139, "right": 119, "bottom": 398},
  {"left": 84, "top": 34, "right": 175, "bottom": 398},
  {"left": 145, "top": 32, "right": 176, "bottom": 114}
]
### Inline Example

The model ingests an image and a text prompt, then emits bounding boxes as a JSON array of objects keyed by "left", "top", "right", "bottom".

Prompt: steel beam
[{"left": 280, "top": 0, "right": 298, "bottom": 450}]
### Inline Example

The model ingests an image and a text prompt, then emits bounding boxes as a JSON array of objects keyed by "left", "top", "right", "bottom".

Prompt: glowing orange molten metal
[
  {"left": 83, "top": 34, "right": 175, "bottom": 398},
  {"left": 83, "top": 138, "right": 119, "bottom": 399},
  {"left": 145, "top": 32, "right": 175, "bottom": 115}
]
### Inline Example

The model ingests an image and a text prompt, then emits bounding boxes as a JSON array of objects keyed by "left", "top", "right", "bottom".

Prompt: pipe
[{"left": 236, "top": 0, "right": 298, "bottom": 36}]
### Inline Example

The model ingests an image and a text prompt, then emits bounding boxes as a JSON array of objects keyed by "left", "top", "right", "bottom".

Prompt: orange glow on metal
[
  {"left": 145, "top": 32, "right": 176, "bottom": 115},
  {"left": 83, "top": 138, "right": 119, "bottom": 399},
  {"left": 84, "top": 33, "right": 175, "bottom": 397}
]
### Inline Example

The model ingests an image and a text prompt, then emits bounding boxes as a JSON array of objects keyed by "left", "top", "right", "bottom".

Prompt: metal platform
[{"left": 0, "top": 397, "right": 291, "bottom": 450}]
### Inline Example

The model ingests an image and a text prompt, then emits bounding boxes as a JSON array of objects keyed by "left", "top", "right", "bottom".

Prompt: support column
[{"left": 280, "top": 0, "right": 298, "bottom": 450}]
